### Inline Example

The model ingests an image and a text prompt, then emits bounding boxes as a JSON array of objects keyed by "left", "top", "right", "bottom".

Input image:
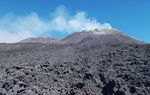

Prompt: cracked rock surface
[{"left": 0, "top": 43, "right": 150, "bottom": 95}]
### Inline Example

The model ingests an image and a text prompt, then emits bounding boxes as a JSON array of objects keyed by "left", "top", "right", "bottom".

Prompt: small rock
[
  {"left": 74, "top": 82, "right": 85, "bottom": 89},
  {"left": 130, "top": 86, "right": 136, "bottom": 93}
]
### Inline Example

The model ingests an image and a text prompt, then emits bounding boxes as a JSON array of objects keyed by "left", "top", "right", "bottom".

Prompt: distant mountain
[
  {"left": 19, "top": 37, "right": 60, "bottom": 44},
  {"left": 61, "top": 29, "right": 144, "bottom": 44},
  {"left": 19, "top": 29, "right": 144, "bottom": 45}
]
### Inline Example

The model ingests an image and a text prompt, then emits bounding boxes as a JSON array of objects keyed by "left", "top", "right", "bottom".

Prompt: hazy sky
[{"left": 0, "top": 0, "right": 150, "bottom": 43}]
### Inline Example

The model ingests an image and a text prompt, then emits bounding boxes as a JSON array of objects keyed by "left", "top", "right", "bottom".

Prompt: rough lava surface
[{"left": 0, "top": 29, "right": 149, "bottom": 95}]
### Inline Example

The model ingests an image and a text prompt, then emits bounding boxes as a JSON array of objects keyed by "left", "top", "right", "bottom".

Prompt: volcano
[
  {"left": 0, "top": 29, "right": 149, "bottom": 95},
  {"left": 19, "top": 29, "right": 144, "bottom": 45},
  {"left": 61, "top": 29, "right": 144, "bottom": 44}
]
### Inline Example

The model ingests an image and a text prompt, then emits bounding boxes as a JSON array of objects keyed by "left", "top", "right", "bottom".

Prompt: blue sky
[{"left": 0, "top": 0, "right": 150, "bottom": 43}]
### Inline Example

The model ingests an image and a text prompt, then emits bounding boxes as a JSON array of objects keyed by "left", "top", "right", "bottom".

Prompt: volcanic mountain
[
  {"left": 61, "top": 29, "right": 144, "bottom": 44},
  {"left": 0, "top": 29, "right": 149, "bottom": 95},
  {"left": 19, "top": 29, "right": 144, "bottom": 45}
]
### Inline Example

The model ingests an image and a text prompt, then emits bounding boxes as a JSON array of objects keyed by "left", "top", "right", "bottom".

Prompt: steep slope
[
  {"left": 61, "top": 29, "right": 144, "bottom": 44},
  {"left": 20, "top": 37, "right": 60, "bottom": 44}
]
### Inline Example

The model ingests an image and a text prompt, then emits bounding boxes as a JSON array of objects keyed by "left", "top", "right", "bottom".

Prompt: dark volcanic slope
[{"left": 0, "top": 43, "right": 150, "bottom": 95}]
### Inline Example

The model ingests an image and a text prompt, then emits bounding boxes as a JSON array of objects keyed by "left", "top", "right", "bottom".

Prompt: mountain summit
[{"left": 61, "top": 29, "right": 144, "bottom": 44}]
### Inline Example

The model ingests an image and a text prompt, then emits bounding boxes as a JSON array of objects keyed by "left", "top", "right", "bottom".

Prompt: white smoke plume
[{"left": 0, "top": 6, "right": 112, "bottom": 43}]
